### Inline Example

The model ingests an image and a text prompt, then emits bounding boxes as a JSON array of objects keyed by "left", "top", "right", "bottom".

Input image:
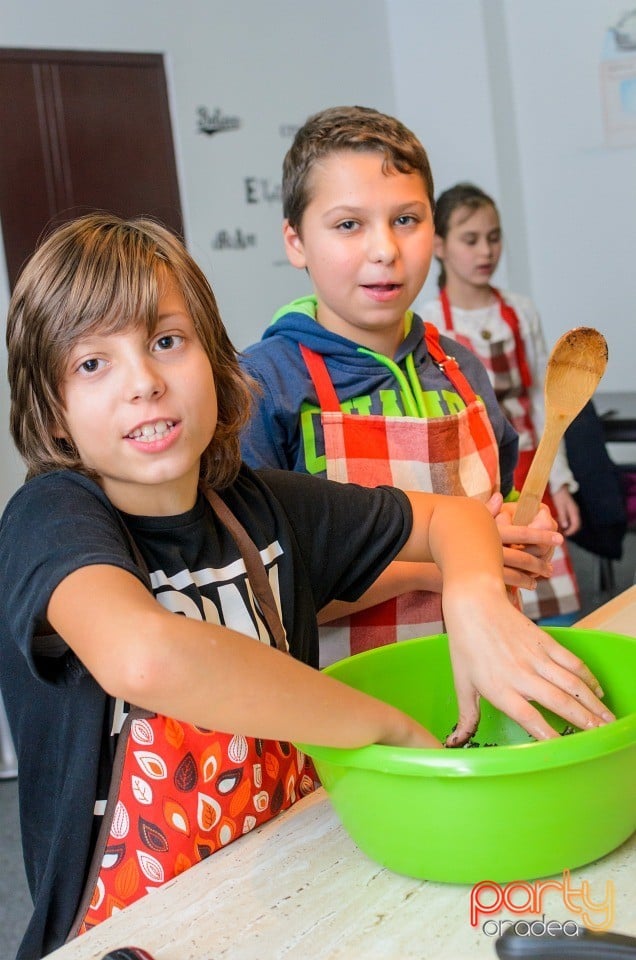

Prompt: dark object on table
[
  {"left": 101, "top": 949, "right": 156, "bottom": 960},
  {"left": 564, "top": 400, "right": 627, "bottom": 562},
  {"left": 495, "top": 924, "right": 636, "bottom": 958},
  {"left": 597, "top": 391, "right": 636, "bottom": 444}
]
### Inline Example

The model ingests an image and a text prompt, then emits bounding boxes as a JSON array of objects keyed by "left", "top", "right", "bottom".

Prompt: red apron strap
[
  {"left": 424, "top": 323, "right": 478, "bottom": 406},
  {"left": 301, "top": 330, "right": 481, "bottom": 414},
  {"left": 491, "top": 287, "right": 533, "bottom": 389},
  {"left": 439, "top": 287, "right": 454, "bottom": 331},
  {"left": 299, "top": 343, "right": 341, "bottom": 413},
  {"left": 440, "top": 287, "right": 532, "bottom": 389}
]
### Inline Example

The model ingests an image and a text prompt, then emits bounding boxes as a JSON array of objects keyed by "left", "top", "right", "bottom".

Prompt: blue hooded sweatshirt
[{"left": 240, "top": 296, "right": 518, "bottom": 496}]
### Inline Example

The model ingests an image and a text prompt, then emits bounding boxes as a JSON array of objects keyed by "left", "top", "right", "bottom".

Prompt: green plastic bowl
[{"left": 299, "top": 628, "right": 636, "bottom": 883}]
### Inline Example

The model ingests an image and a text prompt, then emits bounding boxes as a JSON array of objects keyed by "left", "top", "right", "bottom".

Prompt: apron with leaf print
[
  {"left": 440, "top": 287, "right": 580, "bottom": 621},
  {"left": 300, "top": 322, "right": 500, "bottom": 666},
  {"left": 69, "top": 488, "right": 316, "bottom": 939}
]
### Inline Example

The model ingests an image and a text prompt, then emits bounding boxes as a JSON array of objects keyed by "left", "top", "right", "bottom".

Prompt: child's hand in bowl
[{"left": 442, "top": 580, "right": 615, "bottom": 746}]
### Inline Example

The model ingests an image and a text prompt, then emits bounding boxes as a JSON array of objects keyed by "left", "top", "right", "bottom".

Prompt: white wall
[
  {"left": 0, "top": 0, "right": 397, "bottom": 506},
  {"left": 388, "top": 0, "right": 636, "bottom": 394},
  {"left": 386, "top": 0, "right": 513, "bottom": 307},
  {"left": 504, "top": 0, "right": 636, "bottom": 389}
]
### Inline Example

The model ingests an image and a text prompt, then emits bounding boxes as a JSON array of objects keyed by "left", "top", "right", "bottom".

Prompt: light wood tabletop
[
  {"left": 575, "top": 584, "right": 636, "bottom": 634},
  {"left": 47, "top": 591, "right": 636, "bottom": 960}
]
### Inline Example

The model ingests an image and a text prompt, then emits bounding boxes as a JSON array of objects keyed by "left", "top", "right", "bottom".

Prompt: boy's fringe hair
[
  {"left": 282, "top": 105, "right": 435, "bottom": 230},
  {"left": 7, "top": 213, "right": 254, "bottom": 488}
]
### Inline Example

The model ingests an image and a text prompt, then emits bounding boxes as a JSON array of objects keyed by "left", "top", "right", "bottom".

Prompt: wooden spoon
[{"left": 513, "top": 327, "right": 608, "bottom": 527}]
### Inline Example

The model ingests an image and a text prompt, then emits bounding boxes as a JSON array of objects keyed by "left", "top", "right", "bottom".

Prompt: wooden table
[{"left": 48, "top": 590, "right": 636, "bottom": 960}]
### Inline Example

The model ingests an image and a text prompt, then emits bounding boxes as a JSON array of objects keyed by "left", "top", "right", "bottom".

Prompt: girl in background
[{"left": 421, "top": 182, "right": 581, "bottom": 624}]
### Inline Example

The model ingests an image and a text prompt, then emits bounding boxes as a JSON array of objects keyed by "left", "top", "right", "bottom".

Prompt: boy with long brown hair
[{"left": 1, "top": 213, "right": 610, "bottom": 958}]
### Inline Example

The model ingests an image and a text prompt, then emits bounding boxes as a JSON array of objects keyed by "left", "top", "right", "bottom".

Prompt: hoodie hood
[{"left": 264, "top": 295, "right": 424, "bottom": 364}]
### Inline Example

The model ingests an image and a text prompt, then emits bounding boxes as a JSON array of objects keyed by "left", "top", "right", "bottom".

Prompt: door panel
[{"left": 0, "top": 49, "right": 183, "bottom": 288}]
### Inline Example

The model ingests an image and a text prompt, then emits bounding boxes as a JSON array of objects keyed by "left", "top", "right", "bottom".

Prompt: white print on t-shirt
[
  {"left": 110, "top": 697, "right": 129, "bottom": 737},
  {"left": 147, "top": 539, "right": 288, "bottom": 651}
]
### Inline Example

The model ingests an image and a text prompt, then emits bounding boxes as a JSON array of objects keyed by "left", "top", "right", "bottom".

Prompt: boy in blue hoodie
[{"left": 240, "top": 105, "right": 561, "bottom": 665}]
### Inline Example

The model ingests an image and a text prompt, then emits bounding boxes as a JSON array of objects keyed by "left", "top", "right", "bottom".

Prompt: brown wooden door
[{"left": 0, "top": 48, "right": 183, "bottom": 288}]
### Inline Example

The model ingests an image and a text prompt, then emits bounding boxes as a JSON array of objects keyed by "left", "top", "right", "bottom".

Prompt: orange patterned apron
[
  {"left": 300, "top": 323, "right": 500, "bottom": 665},
  {"left": 69, "top": 488, "right": 316, "bottom": 938},
  {"left": 440, "top": 289, "right": 580, "bottom": 620}
]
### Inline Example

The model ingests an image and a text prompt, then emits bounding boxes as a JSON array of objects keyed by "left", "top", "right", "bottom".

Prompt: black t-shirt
[{"left": 0, "top": 465, "right": 412, "bottom": 959}]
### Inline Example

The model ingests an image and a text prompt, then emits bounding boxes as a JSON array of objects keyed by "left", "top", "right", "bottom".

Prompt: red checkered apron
[
  {"left": 440, "top": 288, "right": 580, "bottom": 621},
  {"left": 300, "top": 323, "right": 500, "bottom": 663},
  {"left": 69, "top": 488, "right": 316, "bottom": 939}
]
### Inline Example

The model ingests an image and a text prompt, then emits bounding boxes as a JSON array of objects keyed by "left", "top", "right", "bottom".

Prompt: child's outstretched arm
[
  {"left": 47, "top": 565, "right": 440, "bottom": 750},
  {"left": 398, "top": 491, "right": 614, "bottom": 745},
  {"left": 317, "top": 497, "right": 561, "bottom": 623}
]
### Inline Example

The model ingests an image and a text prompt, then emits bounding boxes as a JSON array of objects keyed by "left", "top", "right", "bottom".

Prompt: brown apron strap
[
  {"left": 66, "top": 704, "right": 153, "bottom": 941},
  {"left": 201, "top": 486, "right": 288, "bottom": 653}
]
